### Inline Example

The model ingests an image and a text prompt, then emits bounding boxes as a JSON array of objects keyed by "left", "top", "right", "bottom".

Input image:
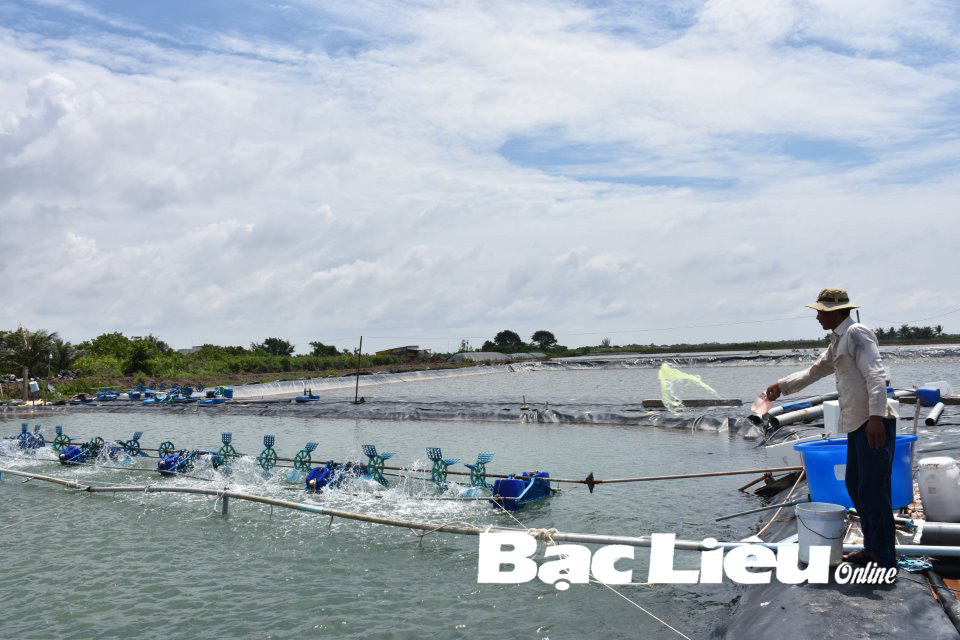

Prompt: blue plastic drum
[
  {"left": 916, "top": 387, "right": 941, "bottom": 407},
  {"left": 794, "top": 434, "right": 918, "bottom": 509}
]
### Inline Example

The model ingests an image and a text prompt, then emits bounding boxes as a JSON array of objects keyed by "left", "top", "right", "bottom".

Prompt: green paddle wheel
[
  {"left": 121, "top": 431, "right": 146, "bottom": 457},
  {"left": 218, "top": 432, "right": 238, "bottom": 467},
  {"left": 426, "top": 447, "right": 460, "bottom": 491},
  {"left": 293, "top": 442, "right": 318, "bottom": 472},
  {"left": 362, "top": 444, "right": 395, "bottom": 487},
  {"left": 466, "top": 452, "right": 495, "bottom": 488},
  {"left": 52, "top": 425, "right": 71, "bottom": 452},
  {"left": 257, "top": 435, "right": 278, "bottom": 471},
  {"left": 88, "top": 436, "right": 104, "bottom": 457}
]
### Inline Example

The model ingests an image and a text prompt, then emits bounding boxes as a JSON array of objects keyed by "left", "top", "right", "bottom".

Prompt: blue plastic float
[
  {"left": 58, "top": 436, "right": 122, "bottom": 465},
  {"left": 295, "top": 389, "right": 320, "bottom": 403},
  {"left": 199, "top": 387, "right": 231, "bottom": 406},
  {"left": 305, "top": 464, "right": 333, "bottom": 490},
  {"left": 158, "top": 450, "right": 222, "bottom": 476},
  {"left": 96, "top": 387, "right": 119, "bottom": 401},
  {"left": 304, "top": 461, "right": 366, "bottom": 491},
  {"left": 170, "top": 385, "right": 197, "bottom": 403},
  {"left": 492, "top": 471, "right": 555, "bottom": 511},
  {"left": 59, "top": 444, "right": 90, "bottom": 465},
  {"left": 917, "top": 387, "right": 942, "bottom": 407}
]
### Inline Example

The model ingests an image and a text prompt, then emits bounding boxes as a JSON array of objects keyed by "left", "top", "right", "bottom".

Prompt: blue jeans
[{"left": 845, "top": 418, "right": 898, "bottom": 567}]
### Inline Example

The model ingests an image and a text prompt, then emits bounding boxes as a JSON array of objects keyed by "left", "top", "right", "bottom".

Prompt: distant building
[
  {"left": 176, "top": 346, "right": 202, "bottom": 355},
  {"left": 375, "top": 345, "right": 431, "bottom": 358}
]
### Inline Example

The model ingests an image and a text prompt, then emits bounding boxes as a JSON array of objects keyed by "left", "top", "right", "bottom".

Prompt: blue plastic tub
[{"left": 794, "top": 434, "right": 918, "bottom": 509}]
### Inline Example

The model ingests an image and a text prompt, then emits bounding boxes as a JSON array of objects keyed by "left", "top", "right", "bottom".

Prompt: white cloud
[{"left": 0, "top": 0, "right": 958, "bottom": 351}]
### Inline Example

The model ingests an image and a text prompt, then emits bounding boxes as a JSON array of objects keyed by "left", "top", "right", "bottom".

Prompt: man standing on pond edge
[{"left": 766, "top": 288, "right": 898, "bottom": 569}]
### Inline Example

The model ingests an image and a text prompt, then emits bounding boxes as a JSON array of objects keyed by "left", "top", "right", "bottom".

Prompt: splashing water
[{"left": 658, "top": 363, "right": 720, "bottom": 413}]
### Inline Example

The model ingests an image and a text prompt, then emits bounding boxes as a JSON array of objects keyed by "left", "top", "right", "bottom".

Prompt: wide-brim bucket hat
[{"left": 806, "top": 288, "right": 859, "bottom": 312}]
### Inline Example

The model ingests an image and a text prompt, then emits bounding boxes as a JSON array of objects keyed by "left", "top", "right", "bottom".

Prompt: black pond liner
[{"left": 716, "top": 405, "right": 960, "bottom": 639}]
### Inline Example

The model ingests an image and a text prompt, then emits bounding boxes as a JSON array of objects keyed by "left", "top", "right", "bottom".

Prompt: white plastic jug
[
  {"left": 918, "top": 457, "right": 960, "bottom": 523},
  {"left": 823, "top": 399, "right": 899, "bottom": 432},
  {"left": 822, "top": 400, "right": 841, "bottom": 432}
]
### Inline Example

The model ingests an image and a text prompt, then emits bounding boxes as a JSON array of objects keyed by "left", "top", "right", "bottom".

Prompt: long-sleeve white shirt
[{"left": 776, "top": 316, "right": 892, "bottom": 433}]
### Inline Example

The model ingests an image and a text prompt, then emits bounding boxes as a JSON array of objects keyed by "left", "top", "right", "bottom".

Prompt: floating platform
[
  {"left": 642, "top": 398, "right": 742, "bottom": 408},
  {"left": 899, "top": 395, "right": 960, "bottom": 405}
]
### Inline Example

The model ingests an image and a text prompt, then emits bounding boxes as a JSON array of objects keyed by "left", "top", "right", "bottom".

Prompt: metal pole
[
  {"left": 715, "top": 497, "right": 810, "bottom": 521},
  {"left": 353, "top": 336, "right": 362, "bottom": 405},
  {"left": 913, "top": 386, "right": 921, "bottom": 434},
  {"left": 582, "top": 466, "right": 803, "bottom": 490},
  {"left": 46, "top": 352, "right": 52, "bottom": 406}
]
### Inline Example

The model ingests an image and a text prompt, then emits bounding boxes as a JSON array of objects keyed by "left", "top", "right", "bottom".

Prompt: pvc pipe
[
  {"left": 807, "top": 392, "right": 839, "bottom": 407},
  {"left": 763, "top": 393, "right": 838, "bottom": 422},
  {"left": 921, "top": 522, "right": 960, "bottom": 546},
  {"left": 769, "top": 406, "right": 824, "bottom": 429},
  {"left": 926, "top": 402, "right": 946, "bottom": 426},
  {"left": 766, "top": 405, "right": 786, "bottom": 419}
]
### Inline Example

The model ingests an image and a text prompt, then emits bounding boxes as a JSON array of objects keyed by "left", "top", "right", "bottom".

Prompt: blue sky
[{"left": 1, "top": 0, "right": 959, "bottom": 351}]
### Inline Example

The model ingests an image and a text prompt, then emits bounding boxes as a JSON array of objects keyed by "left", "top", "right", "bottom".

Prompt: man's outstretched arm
[{"left": 766, "top": 349, "right": 834, "bottom": 401}]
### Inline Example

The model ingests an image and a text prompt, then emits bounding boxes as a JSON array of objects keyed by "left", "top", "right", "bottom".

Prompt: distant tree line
[
  {"left": 875, "top": 324, "right": 944, "bottom": 340},
  {"left": 477, "top": 330, "right": 563, "bottom": 353},
  {"left": 0, "top": 328, "right": 402, "bottom": 388},
  {"left": 470, "top": 323, "right": 958, "bottom": 358}
]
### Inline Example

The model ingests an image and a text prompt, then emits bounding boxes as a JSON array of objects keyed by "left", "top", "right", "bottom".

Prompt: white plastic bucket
[
  {"left": 796, "top": 502, "right": 846, "bottom": 566},
  {"left": 918, "top": 457, "right": 960, "bottom": 523}
]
